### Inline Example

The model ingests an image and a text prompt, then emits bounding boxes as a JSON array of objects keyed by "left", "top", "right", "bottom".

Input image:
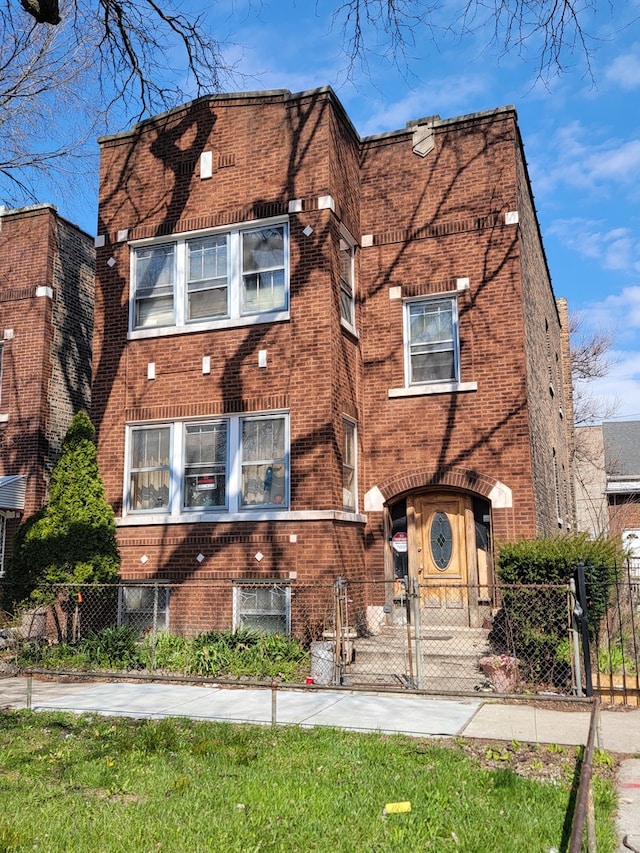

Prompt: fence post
[
  {"left": 575, "top": 563, "right": 593, "bottom": 697},
  {"left": 411, "top": 577, "right": 423, "bottom": 690},
  {"left": 151, "top": 583, "right": 159, "bottom": 672},
  {"left": 569, "top": 579, "right": 584, "bottom": 697}
]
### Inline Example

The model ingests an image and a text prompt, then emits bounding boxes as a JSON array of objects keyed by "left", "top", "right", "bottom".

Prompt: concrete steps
[{"left": 343, "top": 625, "right": 493, "bottom": 691}]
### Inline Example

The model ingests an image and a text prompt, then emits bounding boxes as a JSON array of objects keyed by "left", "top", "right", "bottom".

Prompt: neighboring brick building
[
  {"left": 93, "top": 87, "right": 574, "bottom": 634},
  {"left": 575, "top": 421, "right": 640, "bottom": 555},
  {"left": 0, "top": 204, "right": 94, "bottom": 576}
]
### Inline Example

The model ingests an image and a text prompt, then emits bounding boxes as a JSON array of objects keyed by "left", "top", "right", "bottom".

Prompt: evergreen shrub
[
  {"left": 495, "top": 534, "right": 620, "bottom": 687},
  {"left": 5, "top": 411, "right": 120, "bottom": 608}
]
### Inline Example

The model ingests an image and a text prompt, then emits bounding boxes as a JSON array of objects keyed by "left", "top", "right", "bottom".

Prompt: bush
[
  {"left": 80, "top": 626, "right": 141, "bottom": 669},
  {"left": 5, "top": 412, "right": 120, "bottom": 611},
  {"left": 17, "top": 628, "right": 309, "bottom": 682},
  {"left": 495, "top": 534, "right": 621, "bottom": 687}
]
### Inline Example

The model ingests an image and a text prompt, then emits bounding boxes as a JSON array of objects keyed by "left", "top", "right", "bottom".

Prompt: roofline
[
  {"left": 98, "top": 87, "right": 337, "bottom": 144},
  {"left": 0, "top": 202, "right": 93, "bottom": 240},
  {"left": 98, "top": 87, "right": 517, "bottom": 148}
]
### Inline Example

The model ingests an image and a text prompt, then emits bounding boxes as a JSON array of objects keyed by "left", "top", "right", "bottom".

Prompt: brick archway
[{"left": 373, "top": 466, "right": 500, "bottom": 506}]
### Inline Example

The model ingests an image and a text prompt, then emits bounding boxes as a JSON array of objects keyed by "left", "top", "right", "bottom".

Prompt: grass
[{"left": 0, "top": 711, "right": 617, "bottom": 852}]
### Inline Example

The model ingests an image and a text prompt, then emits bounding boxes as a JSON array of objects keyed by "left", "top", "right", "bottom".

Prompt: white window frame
[
  {"left": 233, "top": 582, "right": 292, "bottom": 635},
  {"left": 128, "top": 424, "right": 173, "bottom": 513},
  {"left": 129, "top": 217, "right": 289, "bottom": 339},
  {"left": 342, "top": 417, "right": 357, "bottom": 512},
  {"left": 124, "top": 413, "right": 289, "bottom": 519},
  {"left": 339, "top": 227, "right": 357, "bottom": 333},
  {"left": 117, "top": 584, "right": 170, "bottom": 633},
  {"left": 404, "top": 295, "right": 460, "bottom": 388}
]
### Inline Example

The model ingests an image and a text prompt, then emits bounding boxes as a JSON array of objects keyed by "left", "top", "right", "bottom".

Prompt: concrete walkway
[{"left": 2, "top": 675, "right": 640, "bottom": 850}]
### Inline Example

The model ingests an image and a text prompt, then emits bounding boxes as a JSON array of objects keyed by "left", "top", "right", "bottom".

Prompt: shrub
[
  {"left": 5, "top": 412, "right": 120, "bottom": 610},
  {"left": 496, "top": 534, "right": 621, "bottom": 687},
  {"left": 17, "top": 627, "right": 309, "bottom": 682},
  {"left": 80, "top": 626, "right": 140, "bottom": 669}
]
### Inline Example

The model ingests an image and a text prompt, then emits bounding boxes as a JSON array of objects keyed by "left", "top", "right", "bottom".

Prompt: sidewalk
[{"left": 2, "top": 675, "right": 640, "bottom": 851}]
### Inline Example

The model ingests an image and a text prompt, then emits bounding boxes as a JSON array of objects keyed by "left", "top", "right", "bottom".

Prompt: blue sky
[{"left": 59, "top": 0, "right": 640, "bottom": 422}]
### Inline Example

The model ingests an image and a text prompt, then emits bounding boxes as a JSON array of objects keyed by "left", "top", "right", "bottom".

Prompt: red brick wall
[
  {"left": 516, "top": 131, "right": 575, "bottom": 535},
  {"left": 0, "top": 205, "right": 94, "bottom": 567},
  {"left": 94, "top": 90, "right": 574, "bottom": 631},
  {"left": 358, "top": 110, "right": 538, "bottom": 551},
  {"left": 94, "top": 91, "right": 366, "bottom": 610}
]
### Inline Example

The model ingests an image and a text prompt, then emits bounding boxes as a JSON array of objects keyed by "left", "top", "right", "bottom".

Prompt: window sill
[
  {"left": 388, "top": 381, "right": 478, "bottom": 398},
  {"left": 118, "top": 509, "right": 367, "bottom": 526},
  {"left": 128, "top": 310, "right": 289, "bottom": 340},
  {"left": 340, "top": 319, "right": 359, "bottom": 339}
]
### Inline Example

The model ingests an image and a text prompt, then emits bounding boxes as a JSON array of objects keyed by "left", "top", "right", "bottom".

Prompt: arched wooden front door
[{"left": 407, "top": 493, "right": 473, "bottom": 625}]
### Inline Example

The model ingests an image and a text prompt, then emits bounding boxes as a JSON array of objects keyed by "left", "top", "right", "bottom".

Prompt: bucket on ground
[{"left": 310, "top": 641, "right": 334, "bottom": 685}]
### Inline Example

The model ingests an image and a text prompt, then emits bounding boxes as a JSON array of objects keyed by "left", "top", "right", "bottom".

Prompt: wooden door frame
[{"left": 406, "top": 490, "right": 481, "bottom": 627}]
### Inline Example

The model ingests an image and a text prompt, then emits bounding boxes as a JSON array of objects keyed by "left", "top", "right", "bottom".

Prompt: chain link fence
[{"left": 1, "top": 565, "right": 638, "bottom": 702}]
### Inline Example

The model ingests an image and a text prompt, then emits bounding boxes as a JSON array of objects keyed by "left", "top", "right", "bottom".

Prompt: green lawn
[{"left": 0, "top": 711, "right": 617, "bottom": 852}]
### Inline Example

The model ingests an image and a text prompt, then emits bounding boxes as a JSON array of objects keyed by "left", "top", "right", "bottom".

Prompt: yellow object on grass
[{"left": 383, "top": 801, "right": 411, "bottom": 814}]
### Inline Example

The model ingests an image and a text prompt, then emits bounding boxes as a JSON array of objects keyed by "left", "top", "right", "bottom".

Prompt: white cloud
[
  {"left": 604, "top": 48, "right": 640, "bottom": 90},
  {"left": 355, "top": 76, "right": 491, "bottom": 136},
  {"left": 576, "top": 288, "right": 640, "bottom": 356},
  {"left": 589, "top": 348, "right": 640, "bottom": 420},
  {"left": 528, "top": 116, "right": 640, "bottom": 207},
  {"left": 547, "top": 219, "right": 640, "bottom": 274}
]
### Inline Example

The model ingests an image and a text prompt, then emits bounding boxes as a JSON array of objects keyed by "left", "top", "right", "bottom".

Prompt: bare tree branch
[
  {"left": 326, "top": 0, "right": 634, "bottom": 84},
  {"left": 570, "top": 311, "right": 619, "bottom": 429}
]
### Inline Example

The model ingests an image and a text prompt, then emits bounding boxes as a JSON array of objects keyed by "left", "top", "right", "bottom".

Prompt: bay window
[
  {"left": 130, "top": 218, "right": 288, "bottom": 334},
  {"left": 126, "top": 414, "right": 289, "bottom": 517}
]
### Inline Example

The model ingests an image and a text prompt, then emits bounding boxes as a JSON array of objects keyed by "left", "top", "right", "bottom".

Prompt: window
[
  {"left": 405, "top": 297, "right": 458, "bottom": 385},
  {"left": 134, "top": 244, "right": 175, "bottom": 328},
  {"left": 342, "top": 418, "right": 357, "bottom": 511},
  {"left": 234, "top": 582, "right": 291, "bottom": 634},
  {"left": 242, "top": 226, "right": 286, "bottom": 314},
  {"left": 126, "top": 413, "right": 289, "bottom": 517},
  {"left": 184, "top": 422, "right": 228, "bottom": 509},
  {"left": 118, "top": 584, "right": 169, "bottom": 633},
  {"left": 131, "top": 219, "right": 288, "bottom": 333},
  {"left": 129, "top": 426, "right": 171, "bottom": 511},
  {"left": 187, "top": 235, "right": 228, "bottom": 321},
  {"left": 240, "top": 417, "right": 287, "bottom": 507},
  {"left": 339, "top": 235, "right": 355, "bottom": 329}
]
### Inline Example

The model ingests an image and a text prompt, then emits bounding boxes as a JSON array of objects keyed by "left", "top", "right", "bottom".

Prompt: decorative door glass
[{"left": 430, "top": 511, "right": 453, "bottom": 570}]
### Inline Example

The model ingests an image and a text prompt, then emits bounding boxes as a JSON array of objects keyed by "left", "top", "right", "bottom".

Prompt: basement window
[
  {"left": 233, "top": 582, "right": 291, "bottom": 634},
  {"left": 118, "top": 584, "right": 170, "bottom": 633}
]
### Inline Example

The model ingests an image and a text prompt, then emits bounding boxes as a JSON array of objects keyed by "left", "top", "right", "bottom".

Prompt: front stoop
[{"left": 344, "top": 625, "right": 492, "bottom": 691}]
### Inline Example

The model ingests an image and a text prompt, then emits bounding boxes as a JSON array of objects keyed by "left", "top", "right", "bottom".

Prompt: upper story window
[
  {"left": 126, "top": 413, "right": 289, "bottom": 518},
  {"left": 130, "top": 219, "right": 288, "bottom": 336},
  {"left": 339, "top": 236, "right": 356, "bottom": 331},
  {"left": 405, "top": 296, "right": 459, "bottom": 386}
]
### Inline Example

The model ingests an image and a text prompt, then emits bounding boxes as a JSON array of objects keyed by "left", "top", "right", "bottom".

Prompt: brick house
[
  {"left": 93, "top": 87, "right": 574, "bottom": 635},
  {"left": 0, "top": 204, "right": 94, "bottom": 577},
  {"left": 576, "top": 421, "right": 640, "bottom": 554}
]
